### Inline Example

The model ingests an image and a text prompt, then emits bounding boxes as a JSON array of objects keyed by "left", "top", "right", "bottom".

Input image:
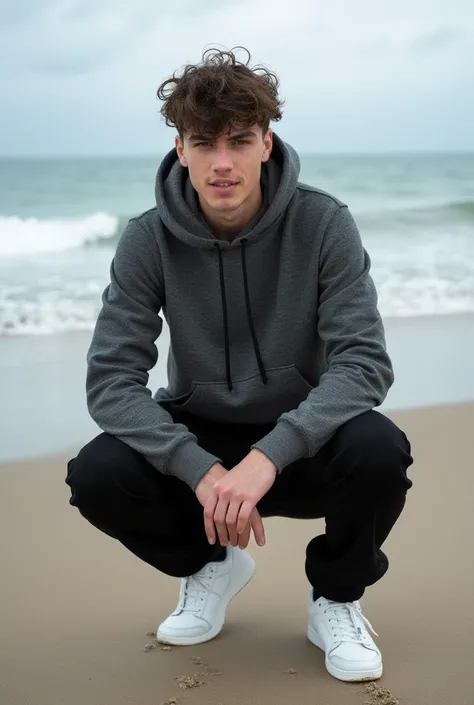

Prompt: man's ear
[
  {"left": 175, "top": 134, "right": 188, "bottom": 167},
  {"left": 261, "top": 128, "right": 273, "bottom": 163}
]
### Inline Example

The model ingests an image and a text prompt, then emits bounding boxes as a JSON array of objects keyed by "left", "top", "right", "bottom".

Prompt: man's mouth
[{"left": 210, "top": 181, "right": 239, "bottom": 194}]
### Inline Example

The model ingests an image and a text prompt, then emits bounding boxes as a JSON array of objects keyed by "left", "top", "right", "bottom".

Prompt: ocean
[{"left": 1, "top": 152, "right": 473, "bottom": 336}]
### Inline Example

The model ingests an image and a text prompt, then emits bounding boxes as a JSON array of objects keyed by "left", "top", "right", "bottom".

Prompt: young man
[{"left": 66, "top": 47, "right": 413, "bottom": 683}]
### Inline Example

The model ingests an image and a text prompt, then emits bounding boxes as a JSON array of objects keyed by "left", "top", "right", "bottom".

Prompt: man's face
[{"left": 176, "top": 124, "right": 273, "bottom": 215}]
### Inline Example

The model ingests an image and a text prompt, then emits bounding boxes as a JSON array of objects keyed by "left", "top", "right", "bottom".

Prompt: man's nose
[{"left": 212, "top": 147, "right": 233, "bottom": 171}]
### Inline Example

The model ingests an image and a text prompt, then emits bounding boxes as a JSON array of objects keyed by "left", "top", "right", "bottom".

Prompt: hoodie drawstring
[
  {"left": 214, "top": 243, "right": 233, "bottom": 392},
  {"left": 240, "top": 239, "right": 268, "bottom": 386},
  {"left": 214, "top": 240, "right": 268, "bottom": 392}
]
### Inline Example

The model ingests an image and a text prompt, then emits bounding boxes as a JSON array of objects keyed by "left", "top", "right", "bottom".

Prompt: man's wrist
[
  {"left": 248, "top": 448, "right": 278, "bottom": 474},
  {"left": 196, "top": 462, "right": 225, "bottom": 489}
]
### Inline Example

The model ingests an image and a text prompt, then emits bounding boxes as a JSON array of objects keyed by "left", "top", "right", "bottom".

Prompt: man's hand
[
  {"left": 195, "top": 463, "right": 228, "bottom": 507},
  {"left": 195, "top": 462, "right": 254, "bottom": 549},
  {"left": 199, "top": 450, "right": 277, "bottom": 550}
]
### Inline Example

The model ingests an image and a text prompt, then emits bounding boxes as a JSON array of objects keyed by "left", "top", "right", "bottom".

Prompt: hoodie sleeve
[
  {"left": 251, "top": 204, "right": 394, "bottom": 472},
  {"left": 86, "top": 217, "right": 222, "bottom": 490}
]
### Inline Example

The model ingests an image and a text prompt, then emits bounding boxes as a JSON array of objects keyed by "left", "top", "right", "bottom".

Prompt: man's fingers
[
  {"left": 203, "top": 492, "right": 219, "bottom": 544},
  {"left": 238, "top": 522, "right": 251, "bottom": 549},
  {"left": 205, "top": 489, "right": 265, "bottom": 549},
  {"left": 236, "top": 500, "right": 253, "bottom": 535},
  {"left": 236, "top": 502, "right": 265, "bottom": 548},
  {"left": 250, "top": 508, "right": 266, "bottom": 546},
  {"left": 213, "top": 496, "right": 231, "bottom": 547},
  {"left": 226, "top": 501, "right": 241, "bottom": 547}
]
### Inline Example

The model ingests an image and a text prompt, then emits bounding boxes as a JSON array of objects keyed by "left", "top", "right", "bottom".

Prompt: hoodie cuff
[
  {"left": 251, "top": 421, "right": 308, "bottom": 473},
  {"left": 164, "top": 439, "right": 222, "bottom": 491}
]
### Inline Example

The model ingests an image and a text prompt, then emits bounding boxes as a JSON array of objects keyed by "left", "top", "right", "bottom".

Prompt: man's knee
[
  {"left": 66, "top": 433, "right": 135, "bottom": 508},
  {"left": 336, "top": 411, "right": 413, "bottom": 493}
]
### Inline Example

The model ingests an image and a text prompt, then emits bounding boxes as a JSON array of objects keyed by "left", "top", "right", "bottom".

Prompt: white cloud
[{"left": 1, "top": 0, "right": 473, "bottom": 155}]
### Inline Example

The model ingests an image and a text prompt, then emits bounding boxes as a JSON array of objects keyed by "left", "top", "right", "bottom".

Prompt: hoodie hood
[{"left": 155, "top": 132, "right": 301, "bottom": 249}]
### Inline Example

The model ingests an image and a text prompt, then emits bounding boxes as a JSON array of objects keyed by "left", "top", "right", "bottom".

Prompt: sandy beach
[
  {"left": 1, "top": 401, "right": 473, "bottom": 705},
  {"left": 2, "top": 13, "right": 474, "bottom": 704}
]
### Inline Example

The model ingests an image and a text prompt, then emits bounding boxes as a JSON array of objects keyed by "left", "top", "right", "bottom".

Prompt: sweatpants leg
[
  {"left": 66, "top": 432, "right": 222, "bottom": 577},
  {"left": 257, "top": 410, "right": 414, "bottom": 602}
]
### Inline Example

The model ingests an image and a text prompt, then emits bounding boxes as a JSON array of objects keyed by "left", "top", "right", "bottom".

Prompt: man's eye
[{"left": 194, "top": 140, "right": 250, "bottom": 147}]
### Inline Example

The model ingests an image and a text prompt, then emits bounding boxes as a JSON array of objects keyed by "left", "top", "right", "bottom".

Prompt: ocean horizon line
[{"left": 1, "top": 148, "right": 474, "bottom": 162}]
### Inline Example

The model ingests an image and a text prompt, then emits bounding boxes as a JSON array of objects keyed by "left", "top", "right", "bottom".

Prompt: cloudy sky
[{"left": 1, "top": 0, "right": 473, "bottom": 156}]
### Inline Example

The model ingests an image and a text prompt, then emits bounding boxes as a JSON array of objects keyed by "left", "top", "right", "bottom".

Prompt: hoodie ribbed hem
[
  {"left": 251, "top": 420, "right": 308, "bottom": 473},
  {"left": 165, "top": 439, "right": 222, "bottom": 491}
]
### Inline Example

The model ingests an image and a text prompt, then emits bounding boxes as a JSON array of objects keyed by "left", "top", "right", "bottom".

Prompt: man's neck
[{"left": 199, "top": 185, "right": 263, "bottom": 242}]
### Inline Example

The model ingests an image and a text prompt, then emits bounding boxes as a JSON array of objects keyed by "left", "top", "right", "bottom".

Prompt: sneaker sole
[
  {"left": 156, "top": 553, "right": 256, "bottom": 646},
  {"left": 307, "top": 625, "right": 383, "bottom": 682}
]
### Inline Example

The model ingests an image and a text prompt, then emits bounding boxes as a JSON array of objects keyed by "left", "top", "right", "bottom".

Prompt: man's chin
[{"left": 205, "top": 196, "right": 242, "bottom": 212}]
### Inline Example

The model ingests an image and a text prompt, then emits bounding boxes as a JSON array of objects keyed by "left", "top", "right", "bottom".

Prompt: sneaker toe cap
[
  {"left": 157, "top": 614, "right": 211, "bottom": 640},
  {"left": 329, "top": 644, "right": 382, "bottom": 673}
]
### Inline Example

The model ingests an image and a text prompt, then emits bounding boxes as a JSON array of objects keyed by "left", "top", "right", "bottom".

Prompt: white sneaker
[
  {"left": 156, "top": 547, "right": 256, "bottom": 646},
  {"left": 307, "top": 591, "right": 383, "bottom": 682}
]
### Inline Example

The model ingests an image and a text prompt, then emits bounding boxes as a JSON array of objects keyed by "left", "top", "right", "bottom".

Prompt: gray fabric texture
[{"left": 86, "top": 133, "right": 394, "bottom": 490}]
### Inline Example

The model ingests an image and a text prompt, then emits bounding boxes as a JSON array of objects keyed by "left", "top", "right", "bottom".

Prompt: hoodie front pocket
[{"left": 163, "top": 365, "right": 313, "bottom": 424}]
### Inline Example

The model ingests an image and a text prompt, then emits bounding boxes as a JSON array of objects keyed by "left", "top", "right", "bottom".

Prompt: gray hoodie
[{"left": 86, "top": 133, "right": 394, "bottom": 490}]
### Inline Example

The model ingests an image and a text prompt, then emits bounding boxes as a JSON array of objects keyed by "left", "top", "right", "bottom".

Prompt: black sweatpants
[{"left": 66, "top": 408, "right": 413, "bottom": 602}]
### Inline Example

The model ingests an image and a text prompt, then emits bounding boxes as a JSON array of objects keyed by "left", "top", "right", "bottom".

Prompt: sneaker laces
[
  {"left": 325, "top": 601, "right": 379, "bottom": 646},
  {"left": 179, "top": 564, "right": 217, "bottom": 614}
]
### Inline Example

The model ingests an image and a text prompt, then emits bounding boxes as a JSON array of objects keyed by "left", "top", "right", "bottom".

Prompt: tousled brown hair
[{"left": 156, "top": 46, "right": 284, "bottom": 139}]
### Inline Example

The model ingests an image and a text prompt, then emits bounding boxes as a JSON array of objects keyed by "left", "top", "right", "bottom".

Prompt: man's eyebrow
[
  {"left": 228, "top": 130, "right": 257, "bottom": 140},
  {"left": 188, "top": 134, "right": 211, "bottom": 142},
  {"left": 188, "top": 129, "right": 257, "bottom": 142}
]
